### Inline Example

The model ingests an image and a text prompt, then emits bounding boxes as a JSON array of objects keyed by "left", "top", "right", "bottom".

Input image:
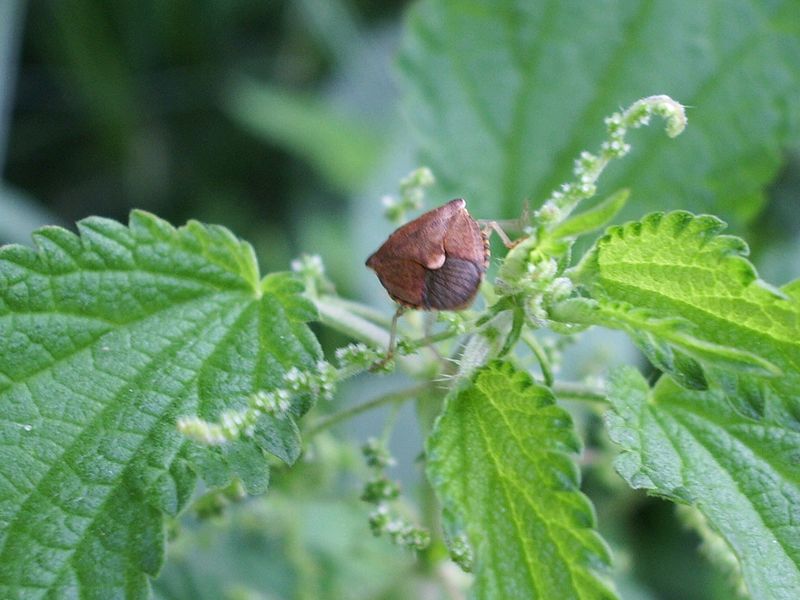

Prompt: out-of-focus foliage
[
  {"left": 155, "top": 437, "right": 418, "bottom": 600},
  {"left": 1, "top": 1, "right": 799, "bottom": 599},
  {"left": 398, "top": 0, "right": 800, "bottom": 230},
  {"left": 2, "top": 0, "right": 404, "bottom": 282}
]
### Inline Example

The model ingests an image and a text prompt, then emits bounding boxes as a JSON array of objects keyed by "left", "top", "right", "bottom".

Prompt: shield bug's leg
[
  {"left": 480, "top": 220, "right": 516, "bottom": 248},
  {"left": 387, "top": 305, "right": 405, "bottom": 359},
  {"left": 371, "top": 305, "right": 407, "bottom": 370}
]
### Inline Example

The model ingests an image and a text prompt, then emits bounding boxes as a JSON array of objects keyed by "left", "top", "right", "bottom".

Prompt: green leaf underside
[
  {"left": 427, "top": 360, "right": 616, "bottom": 599},
  {"left": 607, "top": 368, "right": 800, "bottom": 599},
  {"left": 398, "top": 0, "right": 800, "bottom": 227},
  {"left": 0, "top": 212, "right": 320, "bottom": 597},
  {"left": 575, "top": 211, "right": 800, "bottom": 423}
]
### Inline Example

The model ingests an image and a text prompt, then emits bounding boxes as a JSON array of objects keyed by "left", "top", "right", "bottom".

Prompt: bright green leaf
[
  {"left": 551, "top": 190, "right": 630, "bottom": 240},
  {"left": 398, "top": 0, "right": 800, "bottom": 227},
  {"left": 0, "top": 212, "right": 321, "bottom": 597},
  {"left": 427, "top": 360, "right": 617, "bottom": 599},
  {"left": 574, "top": 211, "right": 800, "bottom": 422},
  {"left": 606, "top": 368, "right": 800, "bottom": 599}
]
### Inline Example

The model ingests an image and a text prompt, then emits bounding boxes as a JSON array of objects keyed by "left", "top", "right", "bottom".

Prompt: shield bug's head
[{"left": 366, "top": 199, "right": 489, "bottom": 311}]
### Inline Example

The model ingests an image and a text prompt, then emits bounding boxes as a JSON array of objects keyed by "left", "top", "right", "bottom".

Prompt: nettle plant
[{"left": 1, "top": 94, "right": 799, "bottom": 599}]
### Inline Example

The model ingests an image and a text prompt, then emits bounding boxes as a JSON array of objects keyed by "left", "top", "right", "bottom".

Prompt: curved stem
[
  {"left": 522, "top": 332, "right": 554, "bottom": 387},
  {"left": 305, "top": 383, "right": 432, "bottom": 436}
]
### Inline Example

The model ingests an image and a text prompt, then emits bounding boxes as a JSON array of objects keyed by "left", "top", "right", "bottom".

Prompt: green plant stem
[
  {"left": 306, "top": 383, "right": 432, "bottom": 436},
  {"left": 522, "top": 332, "right": 554, "bottom": 386},
  {"left": 315, "top": 295, "right": 390, "bottom": 347},
  {"left": 380, "top": 400, "right": 403, "bottom": 443},
  {"left": 552, "top": 381, "right": 607, "bottom": 403},
  {"left": 319, "top": 294, "right": 392, "bottom": 326},
  {"left": 402, "top": 325, "right": 466, "bottom": 352}
]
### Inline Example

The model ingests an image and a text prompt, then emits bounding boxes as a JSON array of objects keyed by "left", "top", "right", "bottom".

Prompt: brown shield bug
[
  {"left": 367, "top": 198, "right": 512, "bottom": 365},
  {"left": 366, "top": 198, "right": 489, "bottom": 312}
]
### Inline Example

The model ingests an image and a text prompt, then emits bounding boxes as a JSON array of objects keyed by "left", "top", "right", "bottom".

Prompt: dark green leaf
[
  {"left": 0, "top": 212, "right": 320, "bottom": 597},
  {"left": 607, "top": 368, "right": 800, "bottom": 599}
]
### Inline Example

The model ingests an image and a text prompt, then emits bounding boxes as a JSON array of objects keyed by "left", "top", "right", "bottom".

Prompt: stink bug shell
[{"left": 366, "top": 198, "right": 489, "bottom": 310}]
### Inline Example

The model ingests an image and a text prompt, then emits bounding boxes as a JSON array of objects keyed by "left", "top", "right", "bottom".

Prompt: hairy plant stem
[{"left": 402, "top": 325, "right": 467, "bottom": 352}]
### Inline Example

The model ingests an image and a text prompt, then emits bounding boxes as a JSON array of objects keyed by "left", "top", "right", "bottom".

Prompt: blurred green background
[{"left": 2, "top": 1, "right": 798, "bottom": 599}]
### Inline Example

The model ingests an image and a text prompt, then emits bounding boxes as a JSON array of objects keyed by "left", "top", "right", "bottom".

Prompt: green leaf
[
  {"left": 587, "top": 300, "right": 780, "bottom": 385},
  {"left": 606, "top": 368, "right": 800, "bottom": 599},
  {"left": 574, "top": 211, "right": 800, "bottom": 421},
  {"left": 0, "top": 212, "right": 321, "bottom": 597},
  {"left": 398, "top": 0, "right": 800, "bottom": 227},
  {"left": 427, "top": 360, "right": 617, "bottom": 599},
  {"left": 551, "top": 189, "right": 630, "bottom": 240}
]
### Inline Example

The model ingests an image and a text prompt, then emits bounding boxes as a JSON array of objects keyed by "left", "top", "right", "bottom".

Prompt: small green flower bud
[
  {"left": 548, "top": 276, "right": 574, "bottom": 302},
  {"left": 361, "top": 476, "right": 401, "bottom": 504},
  {"left": 290, "top": 254, "right": 325, "bottom": 283},
  {"left": 362, "top": 437, "right": 396, "bottom": 469},
  {"left": 336, "top": 343, "right": 383, "bottom": 369},
  {"left": 398, "top": 525, "right": 431, "bottom": 551},
  {"left": 449, "top": 533, "right": 474, "bottom": 572},
  {"left": 368, "top": 505, "right": 391, "bottom": 535}
]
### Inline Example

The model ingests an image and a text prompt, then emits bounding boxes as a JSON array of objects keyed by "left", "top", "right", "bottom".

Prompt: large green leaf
[
  {"left": 607, "top": 368, "right": 800, "bottom": 599},
  {"left": 573, "top": 210, "right": 800, "bottom": 422},
  {"left": 0, "top": 212, "right": 320, "bottom": 597},
  {"left": 398, "top": 0, "right": 800, "bottom": 227},
  {"left": 427, "top": 360, "right": 616, "bottom": 599}
]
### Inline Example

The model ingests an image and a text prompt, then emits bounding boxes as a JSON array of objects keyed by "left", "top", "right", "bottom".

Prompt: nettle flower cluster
[
  {"left": 178, "top": 95, "right": 687, "bottom": 444},
  {"left": 492, "top": 95, "right": 686, "bottom": 335},
  {"left": 382, "top": 167, "right": 436, "bottom": 224},
  {"left": 177, "top": 361, "right": 338, "bottom": 445},
  {"left": 361, "top": 438, "right": 431, "bottom": 551},
  {"left": 177, "top": 338, "right": 394, "bottom": 446},
  {"left": 534, "top": 94, "right": 686, "bottom": 226}
]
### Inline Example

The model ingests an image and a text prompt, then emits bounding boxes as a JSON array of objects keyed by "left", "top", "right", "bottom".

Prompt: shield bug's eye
[{"left": 366, "top": 198, "right": 489, "bottom": 311}]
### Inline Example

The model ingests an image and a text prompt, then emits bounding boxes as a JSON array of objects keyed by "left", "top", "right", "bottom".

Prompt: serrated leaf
[
  {"left": 0, "top": 212, "right": 320, "bottom": 597},
  {"left": 606, "top": 367, "right": 800, "bottom": 599},
  {"left": 574, "top": 211, "right": 800, "bottom": 421},
  {"left": 398, "top": 0, "right": 800, "bottom": 227},
  {"left": 427, "top": 360, "right": 617, "bottom": 599},
  {"left": 252, "top": 413, "right": 302, "bottom": 466}
]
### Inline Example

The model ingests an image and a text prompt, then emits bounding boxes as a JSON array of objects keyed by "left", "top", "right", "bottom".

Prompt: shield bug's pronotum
[{"left": 366, "top": 198, "right": 512, "bottom": 365}]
